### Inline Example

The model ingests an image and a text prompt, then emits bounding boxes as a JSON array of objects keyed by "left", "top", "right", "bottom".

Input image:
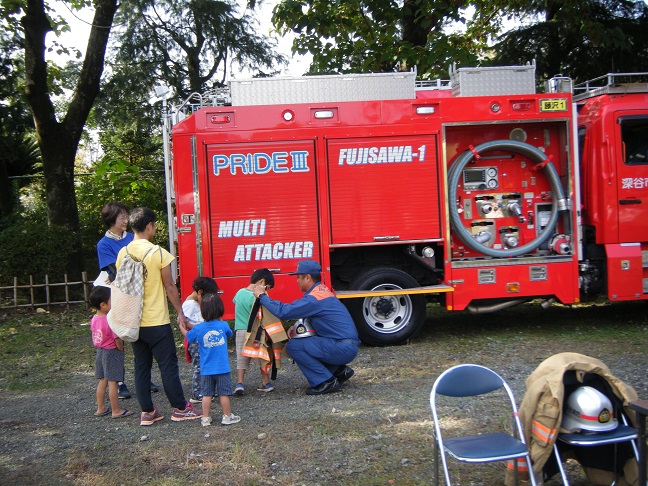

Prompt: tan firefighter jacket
[
  {"left": 506, "top": 352, "right": 639, "bottom": 485},
  {"left": 241, "top": 299, "right": 288, "bottom": 379}
]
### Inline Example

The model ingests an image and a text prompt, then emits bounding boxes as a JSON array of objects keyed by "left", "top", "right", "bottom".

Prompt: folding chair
[
  {"left": 553, "top": 415, "right": 639, "bottom": 485},
  {"left": 430, "top": 364, "right": 536, "bottom": 486}
]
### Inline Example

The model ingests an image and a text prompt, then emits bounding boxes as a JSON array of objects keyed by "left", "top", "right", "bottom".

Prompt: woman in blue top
[
  {"left": 96, "top": 202, "right": 134, "bottom": 283},
  {"left": 95, "top": 202, "right": 158, "bottom": 398}
]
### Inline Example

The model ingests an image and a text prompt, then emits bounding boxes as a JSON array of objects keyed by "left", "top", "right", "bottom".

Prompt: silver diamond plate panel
[
  {"left": 230, "top": 72, "right": 416, "bottom": 106},
  {"left": 451, "top": 65, "right": 536, "bottom": 97}
]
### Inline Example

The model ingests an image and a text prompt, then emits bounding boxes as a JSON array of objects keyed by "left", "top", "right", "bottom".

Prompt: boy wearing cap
[{"left": 253, "top": 259, "right": 359, "bottom": 395}]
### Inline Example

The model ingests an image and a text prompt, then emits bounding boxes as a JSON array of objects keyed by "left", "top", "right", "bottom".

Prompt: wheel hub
[{"left": 373, "top": 297, "right": 395, "bottom": 318}]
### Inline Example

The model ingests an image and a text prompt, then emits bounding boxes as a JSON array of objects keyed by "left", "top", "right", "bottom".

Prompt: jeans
[
  {"left": 131, "top": 324, "right": 186, "bottom": 412},
  {"left": 187, "top": 341, "right": 201, "bottom": 398}
]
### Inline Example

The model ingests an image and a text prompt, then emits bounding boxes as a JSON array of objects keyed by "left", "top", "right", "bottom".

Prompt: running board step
[{"left": 336, "top": 284, "right": 454, "bottom": 299}]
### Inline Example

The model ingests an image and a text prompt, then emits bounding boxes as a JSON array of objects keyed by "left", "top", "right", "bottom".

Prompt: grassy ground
[
  {"left": 0, "top": 300, "right": 646, "bottom": 485},
  {"left": 0, "top": 307, "right": 97, "bottom": 392}
]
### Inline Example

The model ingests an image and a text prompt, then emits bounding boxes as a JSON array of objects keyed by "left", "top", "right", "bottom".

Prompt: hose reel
[{"left": 448, "top": 140, "right": 569, "bottom": 258}]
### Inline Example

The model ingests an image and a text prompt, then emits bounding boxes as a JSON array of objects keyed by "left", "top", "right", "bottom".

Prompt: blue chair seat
[
  {"left": 553, "top": 423, "right": 639, "bottom": 484},
  {"left": 445, "top": 433, "right": 530, "bottom": 462},
  {"left": 559, "top": 424, "right": 637, "bottom": 446}
]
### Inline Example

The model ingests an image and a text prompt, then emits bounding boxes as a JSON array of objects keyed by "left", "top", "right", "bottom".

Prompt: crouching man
[{"left": 253, "top": 260, "right": 360, "bottom": 395}]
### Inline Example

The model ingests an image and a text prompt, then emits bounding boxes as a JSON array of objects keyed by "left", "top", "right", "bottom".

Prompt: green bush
[{"left": 0, "top": 223, "right": 79, "bottom": 284}]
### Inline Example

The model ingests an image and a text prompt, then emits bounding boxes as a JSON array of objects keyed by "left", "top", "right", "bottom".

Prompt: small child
[
  {"left": 232, "top": 268, "right": 275, "bottom": 394},
  {"left": 179, "top": 293, "right": 240, "bottom": 426},
  {"left": 89, "top": 286, "right": 133, "bottom": 419},
  {"left": 182, "top": 276, "right": 219, "bottom": 404}
]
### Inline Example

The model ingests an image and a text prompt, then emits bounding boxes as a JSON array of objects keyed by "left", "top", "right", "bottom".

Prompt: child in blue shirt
[
  {"left": 179, "top": 293, "right": 240, "bottom": 426},
  {"left": 182, "top": 276, "right": 220, "bottom": 403}
]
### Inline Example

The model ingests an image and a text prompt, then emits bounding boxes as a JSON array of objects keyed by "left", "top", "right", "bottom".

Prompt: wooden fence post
[
  {"left": 1, "top": 274, "right": 96, "bottom": 310},
  {"left": 45, "top": 275, "right": 50, "bottom": 310},
  {"left": 64, "top": 274, "right": 70, "bottom": 311},
  {"left": 82, "top": 272, "right": 89, "bottom": 310}
]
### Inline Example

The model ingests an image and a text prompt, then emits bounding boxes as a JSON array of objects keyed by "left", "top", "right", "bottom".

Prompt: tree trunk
[
  {"left": 401, "top": 0, "right": 430, "bottom": 47},
  {"left": 0, "top": 160, "right": 13, "bottom": 220},
  {"left": 21, "top": 0, "right": 118, "bottom": 278}
]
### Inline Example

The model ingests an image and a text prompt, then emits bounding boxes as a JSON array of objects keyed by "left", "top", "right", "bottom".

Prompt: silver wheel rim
[{"left": 361, "top": 283, "right": 413, "bottom": 335}]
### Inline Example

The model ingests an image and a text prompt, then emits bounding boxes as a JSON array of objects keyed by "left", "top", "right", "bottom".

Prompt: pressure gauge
[
  {"left": 487, "top": 167, "right": 498, "bottom": 178},
  {"left": 487, "top": 178, "right": 498, "bottom": 189}
]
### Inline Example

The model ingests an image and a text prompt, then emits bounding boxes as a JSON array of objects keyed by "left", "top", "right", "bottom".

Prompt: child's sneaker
[
  {"left": 171, "top": 402, "right": 202, "bottom": 421},
  {"left": 257, "top": 383, "right": 274, "bottom": 392},
  {"left": 234, "top": 383, "right": 245, "bottom": 395},
  {"left": 221, "top": 413, "right": 241, "bottom": 425},
  {"left": 189, "top": 395, "right": 203, "bottom": 404},
  {"left": 140, "top": 407, "right": 164, "bottom": 426},
  {"left": 201, "top": 416, "right": 212, "bottom": 427}
]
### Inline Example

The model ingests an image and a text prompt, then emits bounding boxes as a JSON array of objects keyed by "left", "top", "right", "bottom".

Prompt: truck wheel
[{"left": 347, "top": 268, "right": 426, "bottom": 346}]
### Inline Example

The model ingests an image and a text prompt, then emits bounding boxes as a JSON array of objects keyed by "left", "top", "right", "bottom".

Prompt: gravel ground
[{"left": 0, "top": 302, "right": 646, "bottom": 485}]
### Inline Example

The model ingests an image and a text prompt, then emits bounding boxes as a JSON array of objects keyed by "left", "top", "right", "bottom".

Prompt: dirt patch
[{"left": 0, "top": 301, "right": 646, "bottom": 485}]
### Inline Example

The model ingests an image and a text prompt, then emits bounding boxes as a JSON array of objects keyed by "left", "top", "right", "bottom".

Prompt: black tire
[{"left": 346, "top": 267, "right": 426, "bottom": 346}]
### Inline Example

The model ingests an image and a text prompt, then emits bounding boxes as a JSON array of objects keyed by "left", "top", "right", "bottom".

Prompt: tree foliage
[
  {"left": 491, "top": 0, "right": 648, "bottom": 83},
  {"left": 0, "top": 26, "right": 41, "bottom": 224},
  {"left": 112, "top": 0, "right": 287, "bottom": 99},
  {"left": 76, "top": 120, "right": 168, "bottom": 269},
  {"left": 272, "top": 0, "right": 507, "bottom": 77},
  {"left": 273, "top": 0, "right": 648, "bottom": 82},
  {"left": 0, "top": 222, "right": 79, "bottom": 284}
]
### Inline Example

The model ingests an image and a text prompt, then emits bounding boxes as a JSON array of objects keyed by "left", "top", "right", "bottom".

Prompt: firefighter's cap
[{"left": 289, "top": 260, "right": 321, "bottom": 275}]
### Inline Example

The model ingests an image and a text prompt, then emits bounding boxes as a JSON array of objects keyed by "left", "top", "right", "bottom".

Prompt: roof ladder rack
[{"left": 574, "top": 72, "right": 648, "bottom": 101}]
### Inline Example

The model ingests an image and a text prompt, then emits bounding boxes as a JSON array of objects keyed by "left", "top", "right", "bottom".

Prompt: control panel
[{"left": 463, "top": 166, "right": 499, "bottom": 191}]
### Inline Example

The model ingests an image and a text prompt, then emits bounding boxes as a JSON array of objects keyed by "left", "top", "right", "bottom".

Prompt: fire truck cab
[
  {"left": 166, "top": 65, "right": 648, "bottom": 345},
  {"left": 575, "top": 74, "right": 648, "bottom": 300}
]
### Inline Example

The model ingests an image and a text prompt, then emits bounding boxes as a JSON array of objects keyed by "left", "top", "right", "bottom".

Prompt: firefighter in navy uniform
[{"left": 253, "top": 260, "right": 360, "bottom": 395}]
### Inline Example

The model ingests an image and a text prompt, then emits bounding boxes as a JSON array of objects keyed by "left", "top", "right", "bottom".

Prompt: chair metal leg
[
  {"left": 434, "top": 438, "right": 439, "bottom": 486},
  {"left": 513, "top": 459, "right": 519, "bottom": 486},
  {"left": 526, "top": 456, "right": 538, "bottom": 486},
  {"left": 553, "top": 444, "right": 571, "bottom": 486},
  {"left": 437, "top": 444, "right": 452, "bottom": 486},
  {"left": 621, "top": 414, "right": 640, "bottom": 462}
]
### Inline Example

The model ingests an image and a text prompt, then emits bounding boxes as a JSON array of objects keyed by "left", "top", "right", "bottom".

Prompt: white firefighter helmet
[
  {"left": 289, "top": 318, "right": 316, "bottom": 339},
  {"left": 562, "top": 386, "right": 618, "bottom": 433}
]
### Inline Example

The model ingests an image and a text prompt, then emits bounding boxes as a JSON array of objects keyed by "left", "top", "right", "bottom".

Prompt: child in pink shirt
[{"left": 90, "top": 286, "right": 133, "bottom": 418}]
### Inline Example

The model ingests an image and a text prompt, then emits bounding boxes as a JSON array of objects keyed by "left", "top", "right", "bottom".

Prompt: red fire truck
[{"left": 165, "top": 65, "right": 648, "bottom": 345}]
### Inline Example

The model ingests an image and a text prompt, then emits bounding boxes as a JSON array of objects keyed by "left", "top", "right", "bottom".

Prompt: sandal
[
  {"left": 95, "top": 408, "right": 111, "bottom": 417},
  {"left": 112, "top": 409, "right": 133, "bottom": 419}
]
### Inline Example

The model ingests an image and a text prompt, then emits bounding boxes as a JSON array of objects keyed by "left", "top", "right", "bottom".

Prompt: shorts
[
  {"left": 95, "top": 347, "right": 125, "bottom": 382},
  {"left": 236, "top": 329, "right": 262, "bottom": 371},
  {"left": 200, "top": 372, "right": 233, "bottom": 397}
]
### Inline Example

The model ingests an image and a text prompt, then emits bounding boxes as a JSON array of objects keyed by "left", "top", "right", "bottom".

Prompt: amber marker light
[{"left": 507, "top": 282, "right": 521, "bottom": 293}]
